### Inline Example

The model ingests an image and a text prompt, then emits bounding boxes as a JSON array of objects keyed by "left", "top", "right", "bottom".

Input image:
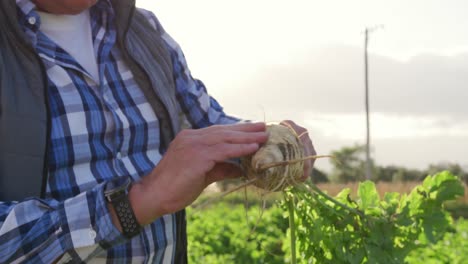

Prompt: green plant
[
  {"left": 282, "top": 171, "right": 464, "bottom": 263},
  {"left": 406, "top": 219, "right": 468, "bottom": 264},
  {"left": 187, "top": 203, "right": 287, "bottom": 264}
]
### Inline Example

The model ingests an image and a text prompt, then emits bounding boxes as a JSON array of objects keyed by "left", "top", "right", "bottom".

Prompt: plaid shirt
[{"left": 0, "top": 0, "right": 238, "bottom": 263}]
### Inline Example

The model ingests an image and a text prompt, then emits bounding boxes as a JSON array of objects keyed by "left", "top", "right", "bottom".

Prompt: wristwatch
[{"left": 104, "top": 177, "right": 142, "bottom": 238}]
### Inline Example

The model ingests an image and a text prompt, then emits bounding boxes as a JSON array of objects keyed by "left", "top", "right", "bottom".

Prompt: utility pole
[{"left": 364, "top": 25, "right": 382, "bottom": 180}]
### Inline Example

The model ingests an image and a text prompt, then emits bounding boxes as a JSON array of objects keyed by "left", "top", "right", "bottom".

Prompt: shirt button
[
  {"left": 28, "top": 16, "right": 37, "bottom": 25},
  {"left": 89, "top": 230, "right": 97, "bottom": 240},
  {"left": 116, "top": 152, "right": 122, "bottom": 159}
]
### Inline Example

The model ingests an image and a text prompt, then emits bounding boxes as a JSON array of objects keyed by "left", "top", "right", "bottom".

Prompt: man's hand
[
  {"left": 127, "top": 122, "right": 268, "bottom": 226},
  {"left": 280, "top": 120, "right": 316, "bottom": 181}
]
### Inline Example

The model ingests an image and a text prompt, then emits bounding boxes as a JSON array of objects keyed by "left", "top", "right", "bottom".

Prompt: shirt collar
[
  {"left": 20, "top": 0, "right": 116, "bottom": 80},
  {"left": 15, "top": 0, "right": 113, "bottom": 46},
  {"left": 15, "top": 0, "right": 40, "bottom": 46},
  {"left": 15, "top": 0, "right": 35, "bottom": 17},
  {"left": 15, "top": 0, "right": 113, "bottom": 22}
]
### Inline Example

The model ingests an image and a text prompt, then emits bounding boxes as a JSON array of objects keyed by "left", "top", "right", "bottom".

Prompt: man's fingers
[
  {"left": 204, "top": 130, "right": 269, "bottom": 145},
  {"left": 223, "top": 131, "right": 269, "bottom": 144},
  {"left": 173, "top": 123, "right": 268, "bottom": 151},
  {"left": 203, "top": 122, "right": 267, "bottom": 133},
  {"left": 210, "top": 143, "right": 260, "bottom": 161},
  {"left": 224, "top": 122, "right": 266, "bottom": 132}
]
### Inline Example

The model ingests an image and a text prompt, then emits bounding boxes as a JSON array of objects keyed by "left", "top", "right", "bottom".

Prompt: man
[{"left": 0, "top": 0, "right": 315, "bottom": 263}]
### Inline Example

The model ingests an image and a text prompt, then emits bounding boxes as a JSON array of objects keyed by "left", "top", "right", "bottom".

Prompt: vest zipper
[{"left": 29, "top": 49, "right": 51, "bottom": 199}]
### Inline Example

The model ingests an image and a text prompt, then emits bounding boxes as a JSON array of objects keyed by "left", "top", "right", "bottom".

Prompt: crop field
[
  {"left": 188, "top": 173, "right": 468, "bottom": 263},
  {"left": 315, "top": 181, "right": 468, "bottom": 203},
  {"left": 188, "top": 204, "right": 468, "bottom": 263}
]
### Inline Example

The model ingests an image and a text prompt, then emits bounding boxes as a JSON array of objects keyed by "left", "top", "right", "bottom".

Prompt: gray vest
[
  {"left": 0, "top": 0, "right": 181, "bottom": 200},
  {"left": 0, "top": 0, "right": 186, "bottom": 261}
]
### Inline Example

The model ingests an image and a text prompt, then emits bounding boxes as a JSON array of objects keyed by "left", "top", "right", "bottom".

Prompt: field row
[{"left": 188, "top": 202, "right": 468, "bottom": 263}]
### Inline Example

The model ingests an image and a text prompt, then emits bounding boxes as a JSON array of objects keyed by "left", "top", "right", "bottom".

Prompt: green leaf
[
  {"left": 418, "top": 171, "right": 464, "bottom": 205},
  {"left": 336, "top": 188, "right": 351, "bottom": 201},
  {"left": 358, "top": 180, "right": 380, "bottom": 210},
  {"left": 383, "top": 192, "right": 400, "bottom": 215}
]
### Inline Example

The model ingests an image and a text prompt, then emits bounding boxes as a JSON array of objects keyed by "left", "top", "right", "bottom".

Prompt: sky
[{"left": 136, "top": 0, "right": 468, "bottom": 172}]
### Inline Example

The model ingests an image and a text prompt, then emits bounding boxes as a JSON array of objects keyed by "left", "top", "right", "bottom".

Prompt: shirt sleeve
[
  {"left": 0, "top": 179, "right": 127, "bottom": 263},
  {"left": 138, "top": 8, "right": 242, "bottom": 129}
]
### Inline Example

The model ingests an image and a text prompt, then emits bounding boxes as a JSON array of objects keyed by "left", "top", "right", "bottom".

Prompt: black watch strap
[{"left": 105, "top": 178, "right": 141, "bottom": 238}]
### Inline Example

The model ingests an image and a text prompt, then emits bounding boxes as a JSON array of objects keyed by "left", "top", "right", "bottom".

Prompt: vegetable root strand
[
  {"left": 269, "top": 174, "right": 289, "bottom": 192},
  {"left": 193, "top": 178, "right": 258, "bottom": 210},
  {"left": 297, "top": 130, "right": 309, "bottom": 139},
  {"left": 278, "top": 121, "right": 300, "bottom": 138},
  {"left": 247, "top": 198, "right": 267, "bottom": 239},
  {"left": 258, "top": 154, "right": 334, "bottom": 172},
  {"left": 244, "top": 183, "right": 250, "bottom": 232}
]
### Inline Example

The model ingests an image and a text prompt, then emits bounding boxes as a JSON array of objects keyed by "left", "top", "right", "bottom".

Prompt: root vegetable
[{"left": 241, "top": 124, "right": 305, "bottom": 191}]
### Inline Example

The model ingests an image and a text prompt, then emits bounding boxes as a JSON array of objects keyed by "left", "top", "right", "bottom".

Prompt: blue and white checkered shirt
[{"left": 0, "top": 0, "right": 238, "bottom": 263}]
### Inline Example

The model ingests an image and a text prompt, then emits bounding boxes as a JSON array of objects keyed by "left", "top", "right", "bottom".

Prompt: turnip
[{"left": 241, "top": 123, "right": 330, "bottom": 192}]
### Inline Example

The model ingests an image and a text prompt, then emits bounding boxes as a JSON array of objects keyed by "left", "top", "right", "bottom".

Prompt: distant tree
[
  {"left": 375, "top": 165, "right": 425, "bottom": 182},
  {"left": 328, "top": 144, "right": 427, "bottom": 183},
  {"left": 329, "top": 144, "right": 377, "bottom": 183},
  {"left": 425, "top": 162, "right": 468, "bottom": 185},
  {"left": 390, "top": 168, "right": 406, "bottom": 182},
  {"left": 376, "top": 165, "right": 400, "bottom": 182},
  {"left": 310, "top": 167, "right": 329, "bottom": 183},
  {"left": 326, "top": 145, "right": 467, "bottom": 183},
  {"left": 401, "top": 168, "right": 425, "bottom": 181}
]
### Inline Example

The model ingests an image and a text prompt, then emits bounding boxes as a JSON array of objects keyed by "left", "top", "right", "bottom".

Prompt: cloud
[
  {"left": 212, "top": 46, "right": 468, "bottom": 171},
  {"left": 304, "top": 112, "right": 468, "bottom": 140},
  {"left": 222, "top": 45, "right": 468, "bottom": 120}
]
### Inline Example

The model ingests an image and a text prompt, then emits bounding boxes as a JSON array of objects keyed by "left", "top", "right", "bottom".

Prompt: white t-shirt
[{"left": 37, "top": 10, "right": 100, "bottom": 82}]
